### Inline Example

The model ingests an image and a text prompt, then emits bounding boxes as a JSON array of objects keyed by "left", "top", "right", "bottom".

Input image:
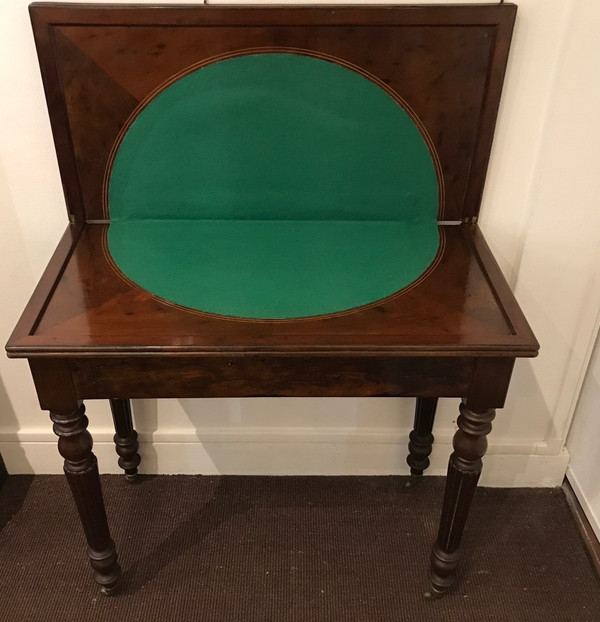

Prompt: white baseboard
[
  {"left": 566, "top": 467, "right": 600, "bottom": 542},
  {"left": 0, "top": 427, "right": 570, "bottom": 487}
]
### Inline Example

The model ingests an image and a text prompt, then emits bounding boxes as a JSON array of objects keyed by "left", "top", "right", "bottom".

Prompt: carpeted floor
[{"left": 0, "top": 475, "right": 599, "bottom": 621}]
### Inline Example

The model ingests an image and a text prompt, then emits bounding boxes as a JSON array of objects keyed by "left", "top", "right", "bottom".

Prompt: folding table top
[
  {"left": 107, "top": 51, "right": 439, "bottom": 318},
  {"left": 7, "top": 3, "right": 538, "bottom": 357}
]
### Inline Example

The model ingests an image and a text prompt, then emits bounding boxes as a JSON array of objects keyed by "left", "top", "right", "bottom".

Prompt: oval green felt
[{"left": 107, "top": 53, "right": 440, "bottom": 319}]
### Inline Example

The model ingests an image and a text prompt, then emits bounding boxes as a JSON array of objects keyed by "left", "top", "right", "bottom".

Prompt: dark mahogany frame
[{"left": 6, "top": 3, "right": 538, "bottom": 598}]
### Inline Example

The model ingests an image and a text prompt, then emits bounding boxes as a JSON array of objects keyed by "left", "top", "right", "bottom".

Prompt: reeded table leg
[
  {"left": 51, "top": 404, "right": 121, "bottom": 594},
  {"left": 406, "top": 397, "right": 437, "bottom": 486},
  {"left": 428, "top": 399, "right": 495, "bottom": 597},
  {"left": 109, "top": 399, "right": 141, "bottom": 482}
]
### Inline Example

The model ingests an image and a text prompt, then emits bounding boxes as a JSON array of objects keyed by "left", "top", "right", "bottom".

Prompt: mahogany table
[{"left": 6, "top": 3, "right": 538, "bottom": 597}]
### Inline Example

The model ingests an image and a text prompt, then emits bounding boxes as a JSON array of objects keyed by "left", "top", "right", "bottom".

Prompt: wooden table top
[
  {"left": 7, "top": 222, "right": 538, "bottom": 359},
  {"left": 7, "top": 4, "right": 537, "bottom": 360}
]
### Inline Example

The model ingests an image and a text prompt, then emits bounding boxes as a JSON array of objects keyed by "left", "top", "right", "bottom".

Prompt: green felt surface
[
  {"left": 107, "top": 53, "right": 440, "bottom": 318},
  {"left": 108, "top": 220, "right": 439, "bottom": 318}
]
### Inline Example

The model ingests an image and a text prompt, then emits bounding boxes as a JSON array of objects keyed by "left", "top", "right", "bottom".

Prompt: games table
[{"left": 6, "top": 3, "right": 538, "bottom": 596}]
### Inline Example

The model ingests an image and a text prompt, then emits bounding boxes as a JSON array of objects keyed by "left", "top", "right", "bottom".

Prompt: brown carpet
[{"left": 0, "top": 475, "right": 599, "bottom": 621}]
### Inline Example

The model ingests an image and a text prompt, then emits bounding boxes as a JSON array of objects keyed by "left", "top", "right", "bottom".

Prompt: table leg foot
[
  {"left": 428, "top": 400, "right": 495, "bottom": 594},
  {"left": 110, "top": 399, "right": 141, "bottom": 479},
  {"left": 89, "top": 544, "right": 121, "bottom": 595},
  {"left": 429, "top": 544, "right": 461, "bottom": 595},
  {"left": 51, "top": 404, "right": 122, "bottom": 593},
  {"left": 406, "top": 397, "right": 437, "bottom": 482}
]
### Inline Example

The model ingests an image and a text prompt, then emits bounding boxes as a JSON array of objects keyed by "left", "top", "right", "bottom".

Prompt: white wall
[
  {"left": 1, "top": 0, "right": 599, "bottom": 486},
  {"left": 567, "top": 332, "right": 600, "bottom": 539}
]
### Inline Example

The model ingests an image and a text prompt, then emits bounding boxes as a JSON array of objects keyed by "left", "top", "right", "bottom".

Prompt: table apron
[{"left": 64, "top": 356, "right": 478, "bottom": 400}]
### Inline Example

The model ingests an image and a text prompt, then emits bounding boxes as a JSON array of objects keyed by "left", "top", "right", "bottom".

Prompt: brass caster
[
  {"left": 404, "top": 474, "right": 422, "bottom": 488},
  {"left": 424, "top": 586, "right": 445, "bottom": 600},
  {"left": 100, "top": 581, "right": 120, "bottom": 596}
]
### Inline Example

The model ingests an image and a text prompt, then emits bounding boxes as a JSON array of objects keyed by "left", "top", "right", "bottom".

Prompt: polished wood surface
[
  {"left": 50, "top": 403, "right": 121, "bottom": 593},
  {"left": 109, "top": 399, "right": 140, "bottom": 481},
  {"left": 29, "top": 3, "right": 515, "bottom": 224},
  {"left": 7, "top": 3, "right": 538, "bottom": 598},
  {"left": 407, "top": 397, "right": 438, "bottom": 480},
  {"left": 7, "top": 225, "right": 536, "bottom": 356},
  {"left": 430, "top": 401, "right": 496, "bottom": 596}
]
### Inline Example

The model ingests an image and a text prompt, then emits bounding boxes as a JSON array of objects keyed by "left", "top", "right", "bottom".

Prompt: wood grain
[{"left": 29, "top": 3, "right": 515, "bottom": 222}]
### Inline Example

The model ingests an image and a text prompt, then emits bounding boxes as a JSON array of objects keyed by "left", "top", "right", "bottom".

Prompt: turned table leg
[
  {"left": 51, "top": 404, "right": 121, "bottom": 594},
  {"left": 428, "top": 399, "right": 496, "bottom": 597},
  {"left": 109, "top": 399, "right": 141, "bottom": 481},
  {"left": 406, "top": 397, "right": 437, "bottom": 486}
]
